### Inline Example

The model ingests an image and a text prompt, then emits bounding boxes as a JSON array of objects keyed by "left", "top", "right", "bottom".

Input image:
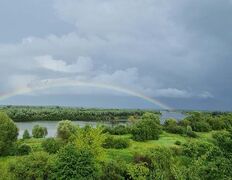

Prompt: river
[{"left": 16, "top": 111, "right": 186, "bottom": 138}]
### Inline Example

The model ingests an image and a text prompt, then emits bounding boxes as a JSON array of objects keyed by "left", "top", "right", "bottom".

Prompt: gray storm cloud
[{"left": 0, "top": 0, "right": 231, "bottom": 110}]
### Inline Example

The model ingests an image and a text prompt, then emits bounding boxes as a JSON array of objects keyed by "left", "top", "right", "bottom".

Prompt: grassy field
[
  {"left": 0, "top": 131, "right": 214, "bottom": 179},
  {"left": 106, "top": 131, "right": 214, "bottom": 162}
]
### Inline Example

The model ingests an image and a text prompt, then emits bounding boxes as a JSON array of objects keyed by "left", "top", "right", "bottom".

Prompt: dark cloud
[{"left": 0, "top": 0, "right": 231, "bottom": 110}]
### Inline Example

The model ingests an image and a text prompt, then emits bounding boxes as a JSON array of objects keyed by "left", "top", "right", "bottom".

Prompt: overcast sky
[{"left": 0, "top": 0, "right": 232, "bottom": 110}]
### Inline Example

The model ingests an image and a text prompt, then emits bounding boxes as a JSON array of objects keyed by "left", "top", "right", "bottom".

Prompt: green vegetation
[
  {"left": 0, "top": 112, "right": 18, "bottom": 156},
  {"left": 57, "top": 120, "right": 77, "bottom": 140},
  {"left": 22, "top": 129, "right": 30, "bottom": 140},
  {"left": 32, "top": 125, "right": 48, "bottom": 138},
  {"left": 131, "top": 113, "right": 162, "bottom": 141},
  {"left": 0, "top": 105, "right": 158, "bottom": 122},
  {"left": 0, "top": 110, "right": 232, "bottom": 179}
]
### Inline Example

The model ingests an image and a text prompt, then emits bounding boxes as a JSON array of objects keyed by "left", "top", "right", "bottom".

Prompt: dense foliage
[
  {"left": 57, "top": 120, "right": 77, "bottom": 141},
  {"left": 52, "top": 144, "right": 100, "bottom": 180},
  {"left": 103, "top": 136, "right": 130, "bottom": 149},
  {"left": 9, "top": 152, "right": 50, "bottom": 179},
  {"left": 1, "top": 110, "right": 232, "bottom": 180},
  {"left": 42, "top": 138, "right": 63, "bottom": 154},
  {"left": 22, "top": 129, "right": 30, "bottom": 140},
  {"left": 0, "top": 112, "right": 18, "bottom": 156},
  {"left": 131, "top": 112, "right": 162, "bottom": 141},
  {"left": 1, "top": 106, "right": 156, "bottom": 122},
  {"left": 32, "top": 125, "right": 48, "bottom": 138},
  {"left": 16, "top": 144, "right": 31, "bottom": 156},
  {"left": 103, "top": 125, "right": 131, "bottom": 135}
]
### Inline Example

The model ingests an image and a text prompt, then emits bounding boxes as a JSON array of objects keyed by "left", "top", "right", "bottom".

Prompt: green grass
[
  {"left": 106, "top": 131, "right": 213, "bottom": 161},
  {"left": 0, "top": 156, "right": 16, "bottom": 180}
]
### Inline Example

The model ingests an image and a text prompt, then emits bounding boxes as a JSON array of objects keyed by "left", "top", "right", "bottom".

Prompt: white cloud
[
  {"left": 35, "top": 55, "right": 93, "bottom": 73},
  {"left": 155, "top": 88, "right": 192, "bottom": 98}
]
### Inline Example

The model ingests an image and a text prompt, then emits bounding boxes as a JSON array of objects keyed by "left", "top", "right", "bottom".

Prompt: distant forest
[{"left": 0, "top": 106, "right": 160, "bottom": 122}]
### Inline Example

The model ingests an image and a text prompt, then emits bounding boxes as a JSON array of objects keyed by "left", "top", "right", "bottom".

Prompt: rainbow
[{"left": 0, "top": 79, "right": 171, "bottom": 110}]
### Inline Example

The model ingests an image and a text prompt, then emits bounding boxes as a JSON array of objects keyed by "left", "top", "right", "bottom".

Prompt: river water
[{"left": 16, "top": 111, "right": 186, "bottom": 138}]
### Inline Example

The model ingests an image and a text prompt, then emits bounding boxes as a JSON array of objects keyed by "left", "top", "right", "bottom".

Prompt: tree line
[{"left": 0, "top": 105, "right": 159, "bottom": 122}]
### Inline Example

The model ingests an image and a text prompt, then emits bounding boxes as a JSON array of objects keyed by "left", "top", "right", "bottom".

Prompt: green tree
[
  {"left": 52, "top": 144, "right": 100, "bottom": 180},
  {"left": 0, "top": 112, "right": 18, "bottom": 156},
  {"left": 141, "top": 112, "right": 160, "bottom": 124},
  {"left": 57, "top": 120, "right": 76, "bottom": 141},
  {"left": 132, "top": 117, "right": 162, "bottom": 141},
  {"left": 16, "top": 144, "right": 31, "bottom": 156},
  {"left": 9, "top": 152, "right": 50, "bottom": 179},
  {"left": 22, "top": 129, "right": 30, "bottom": 139},
  {"left": 127, "top": 163, "right": 150, "bottom": 180},
  {"left": 32, "top": 125, "right": 48, "bottom": 138},
  {"left": 75, "top": 125, "right": 106, "bottom": 161},
  {"left": 42, "top": 138, "right": 63, "bottom": 154},
  {"left": 164, "top": 118, "right": 185, "bottom": 134}
]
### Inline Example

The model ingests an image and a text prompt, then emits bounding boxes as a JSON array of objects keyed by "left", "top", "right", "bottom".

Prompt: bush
[
  {"left": 52, "top": 144, "right": 100, "bottom": 179},
  {"left": 175, "top": 140, "right": 182, "bottom": 146},
  {"left": 42, "top": 138, "right": 63, "bottom": 154},
  {"left": 186, "top": 126, "right": 198, "bottom": 138},
  {"left": 127, "top": 163, "right": 150, "bottom": 180},
  {"left": 170, "top": 146, "right": 182, "bottom": 156},
  {"left": 9, "top": 152, "right": 51, "bottom": 179},
  {"left": 135, "top": 147, "right": 177, "bottom": 179},
  {"left": 212, "top": 130, "right": 232, "bottom": 154},
  {"left": 22, "top": 129, "right": 31, "bottom": 139},
  {"left": 17, "top": 144, "right": 31, "bottom": 156},
  {"left": 131, "top": 118, "right": 162, "bottom": 141},
  {"left": 101, "top": 161, "right": 127, "bottom": 180},
  {"left": 164, "top": 119, "right": 185, "bottom": 134},
  {"left": 75, "top": 126, "right": 106, "bottom": 161},
  {"left": 57, "top": 120, "right": 77, "bottom": 141},
  {"left": 103, "top": 125, "right": 131, "bottom": 135},
  {"left": 0, "top": 112, "right": 18, "bottom": 156},
  {"left": 194, "top": 121, "right": 211, "bottom": 132},
  {"left": 182, "top": 142, "right": 218, "bottom": 158},
  {"left": 208, "top": 117, "right": 226, "bottom": 130},
  {"left": 32, "top": 125, "right": 48, "bottom": 138},
  {"left": 103, "top": 136, "right": 130, "bottom": 149}
]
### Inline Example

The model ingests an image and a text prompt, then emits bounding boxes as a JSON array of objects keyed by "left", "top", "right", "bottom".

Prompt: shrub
[
  {"left": 104, "top": 125, "right": 131, "bottom": 135},
  {"left": 101, "top": 160, "right": 127, "bottom": 180},
  {"left": 170, "top": 146, "right": 182, "bottom": 156},
  {"left": 175, "top": 140, "right": 182, "bottom": 146},
  {"left": 141, "top": 112, "right": 160, "bottom": 124},
  {"left": 32, "top": 125, "right": 48, "bottom": 138},
  {"left": 133, "top": 154, "right": 152, "bottom": 169},
  {"left": 186, "top": 126, "right": 198, "bottom": 138},
  {"left": 42, "top": 138, "right": 63, "bottom": 154},
  {"left": 75, "top": 126, "right": 106, "bottom": 161},
  {"left": 52, "top": 144, "right": 100, "bottom": 179},
  {"left": 137, "top": 147, "right": 177, "bottom": 179},
  {"left": 182, "top": 142, "right": 218, "bottom": 158},
  {"left": 212, "top": 130, "right": 232, "bottom": 154},
  {"left": 127, "top": 163, "right": 150, "bottom": 180},
  {"left": 131, "top": 118, "right": 162, "bottom": 141},
  {"left": 17, "top": 144, "right": 31, "bottom": 156},
  {"left": 164, "top": 119, "right": 185, "bottom": 134},
  {"left": 57, "top": 120, "right": 77, "bottom": 141},
  {"left": 22, "top": 129, "right": 31, "bottom": 139},
  {"left": 9, "top": 152, "right": 51, "bottom": 179},
  {"left": 179, "top": 119, "right": 191, "bottom": 127},
  {"left": 208, "top": 117, "right": 226, "bottom": 130},
  {"left": 194, "top": 121, "right": 211, "bottom": 132},
  {"left": 103, "top": 136, "right": 130, "bottom": 149},
  {"left": 0, "top": 112, "right": 18, "bottom": 156}
]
